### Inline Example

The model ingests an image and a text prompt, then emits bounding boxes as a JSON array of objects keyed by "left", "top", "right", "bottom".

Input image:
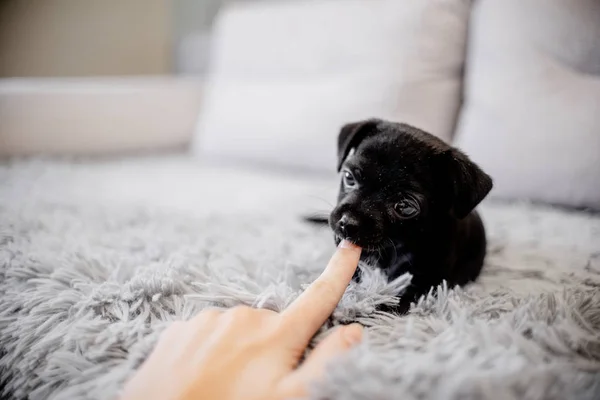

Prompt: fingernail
[
  {"left": 342, "top": 323, "right": 363, "bottom": 345},
  {"left": 338, "top": 239, "right": 360, "bottom": 250}
]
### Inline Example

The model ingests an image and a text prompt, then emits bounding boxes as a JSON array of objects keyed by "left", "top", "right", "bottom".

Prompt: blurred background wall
[
  {"left": 0, "top": 0, "right": 172, "bottom": 77},
  {"left": 173, "top": 0, "right": 222, "bottom": 75},
  {"left": 0, "top": 0, "right": 290, "bottom": 78}
]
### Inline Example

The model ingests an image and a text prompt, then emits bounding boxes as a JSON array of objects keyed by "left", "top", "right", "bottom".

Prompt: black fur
[{"left": 315, "top": 118, "right": 493, "bottom": 313}]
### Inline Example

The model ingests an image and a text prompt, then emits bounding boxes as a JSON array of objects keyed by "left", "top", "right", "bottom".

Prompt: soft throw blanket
[{"left": 1, "top": 158, "right": 599, "bottom": 400}]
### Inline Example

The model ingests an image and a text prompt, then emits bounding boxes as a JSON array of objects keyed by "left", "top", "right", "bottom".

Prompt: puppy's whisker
[
  {"left": 405, "top": 254, "right": 414, "bottom": 269},
  {"left": 375, "top": 245, "right": 383, "bottom": 263},
  {"left": 305, "top": 210, "right": 331, "bottom": 218},
  {"left": 302, "top": 210, "right": 331, "bottom": 226},
  {"left": 305, "top": 195, "right": 335, "bottom": 209},
  {"left": 386, "top": 237, "right": 398, "bottom": 267}
]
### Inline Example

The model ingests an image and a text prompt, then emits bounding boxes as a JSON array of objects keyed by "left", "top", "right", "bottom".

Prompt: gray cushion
[
  {"left": 192, "top": 0, "right": 473, "bottom": 172},
  {"left": 454, "top": 0, "right": 600, "bottom": 209}
]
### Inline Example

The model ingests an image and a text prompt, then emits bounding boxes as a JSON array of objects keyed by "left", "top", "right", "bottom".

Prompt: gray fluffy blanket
[{"left": 1, "top": 159, "right": 599, "bottom": 400}]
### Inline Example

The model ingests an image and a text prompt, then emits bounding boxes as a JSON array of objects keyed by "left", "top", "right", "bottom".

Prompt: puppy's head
[{"left": 329, "top": 118, "right": 492, "bottom": 248}]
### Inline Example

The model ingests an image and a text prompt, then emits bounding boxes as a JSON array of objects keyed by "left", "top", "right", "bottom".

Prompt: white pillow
[
  {"left": 192, "top": 0, "right": 472, "bottom": 172},
  {"left": 454, "top": 0, "right": 600, "bottom": 210}
]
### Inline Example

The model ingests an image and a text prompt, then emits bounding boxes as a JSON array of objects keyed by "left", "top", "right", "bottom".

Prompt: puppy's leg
[{"left": 454, "top": 211, "right": 487, "bottom": 285}]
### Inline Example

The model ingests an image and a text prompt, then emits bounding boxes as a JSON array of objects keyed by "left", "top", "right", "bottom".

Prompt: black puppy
[{"left": 310, "top": 118, "right": 493, "bottom": 313}]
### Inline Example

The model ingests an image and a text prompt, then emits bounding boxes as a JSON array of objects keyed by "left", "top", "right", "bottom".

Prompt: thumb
[{"left": 280, "top": 324, "right": 363, "bottom": 397}]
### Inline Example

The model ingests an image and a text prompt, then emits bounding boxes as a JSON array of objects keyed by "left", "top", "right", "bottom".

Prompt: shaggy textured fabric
[{"left": 1, "top": 158, "right": 599, "bottom": 400}]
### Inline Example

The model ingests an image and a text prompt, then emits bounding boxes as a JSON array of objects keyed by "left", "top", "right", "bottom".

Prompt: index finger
[{"left": 280, "top": 240, "right": 361, "bottom": 346}]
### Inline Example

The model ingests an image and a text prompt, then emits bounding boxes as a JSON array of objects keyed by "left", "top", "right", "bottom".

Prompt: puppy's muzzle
[{"left": 336, "top": 213, "right": 359, "bottom": 240}]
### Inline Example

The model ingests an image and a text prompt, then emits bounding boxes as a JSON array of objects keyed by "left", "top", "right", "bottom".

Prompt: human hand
[{"left": 120, "top": 240, "right": 362, "bottom": 400}]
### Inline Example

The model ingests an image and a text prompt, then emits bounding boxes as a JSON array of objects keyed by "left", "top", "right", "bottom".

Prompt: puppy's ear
[
  {"left": 337, "top": 118, "right": 381, "bottom": 171},
  {"left": 438, "top": 149, "right": 493, "bottom": 219}
]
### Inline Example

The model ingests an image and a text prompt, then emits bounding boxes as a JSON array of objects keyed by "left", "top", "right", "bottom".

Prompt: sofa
[{"left": 0, "top": 1, "right": 599, "bottom": 399}]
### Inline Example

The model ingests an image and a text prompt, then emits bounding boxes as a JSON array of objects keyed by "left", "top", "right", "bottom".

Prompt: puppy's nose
[{"left": 337, "top": 214, "right": 358, "bottom": 238}]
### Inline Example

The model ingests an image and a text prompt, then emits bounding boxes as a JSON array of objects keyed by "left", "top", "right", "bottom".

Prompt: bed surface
[{"left": 1, "top": 156, "right": 599, "bottom": 399}]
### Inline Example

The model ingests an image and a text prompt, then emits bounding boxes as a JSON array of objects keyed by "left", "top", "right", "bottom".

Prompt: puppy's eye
[
  {"left": 394, "top": 199, "right": 419, "bottom": 219},
  {"left": 343, "top": 171, "right": 357, "bottom": 187}
]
